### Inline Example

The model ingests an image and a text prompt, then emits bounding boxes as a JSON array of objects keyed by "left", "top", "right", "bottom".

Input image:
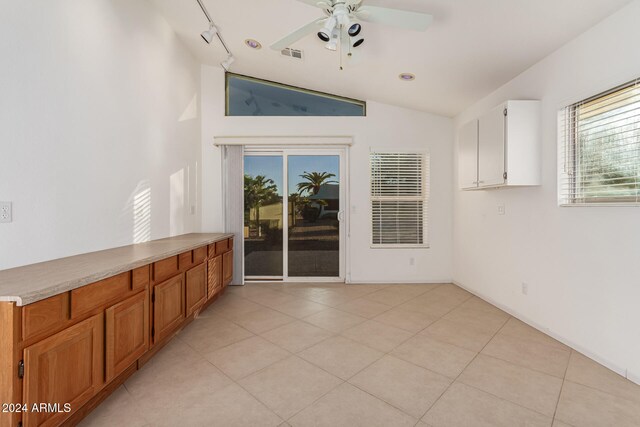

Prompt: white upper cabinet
[
  {"left": 458, "top": 100, "right": 540, "bottom": 190},
  {"left": 458, "top": 119, "right": 479, "bottom": 189}
]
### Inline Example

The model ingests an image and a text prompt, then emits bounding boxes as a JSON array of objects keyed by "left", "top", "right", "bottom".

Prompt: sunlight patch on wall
[
  {"left": 133, "top": 182, "right": 151, "bottom": 243},
  {"left": 170, "top": 169, "right": 185, "bottom": 236}
]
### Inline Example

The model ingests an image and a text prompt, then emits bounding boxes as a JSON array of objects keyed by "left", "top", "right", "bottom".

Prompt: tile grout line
[
  {"left": 551, "top": 348, "right": 572, "bottom": 426},
  {"left": 417, "top": 313, "right": 512, "bottom": 422}
]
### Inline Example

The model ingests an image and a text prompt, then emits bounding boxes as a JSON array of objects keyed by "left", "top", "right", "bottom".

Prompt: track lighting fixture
[
  {"left": 201, "top": 23, "right": 218, "bottom": 44},
  {"left": 352, "top": 38, "right": 364, "bottom": 48},
  {"left": 221, "top": 55, "right": 235, "bottom": 71}
]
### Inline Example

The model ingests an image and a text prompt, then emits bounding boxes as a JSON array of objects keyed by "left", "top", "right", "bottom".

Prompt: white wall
[
  {"left": 0, "top": 0, "right": 201, "bottom": 270},
  {"left": 201, "top": 66, "right": 453, "bottom": 283},
  {"left": 453, "top": 0, "right": 640, "bottom": 383}
]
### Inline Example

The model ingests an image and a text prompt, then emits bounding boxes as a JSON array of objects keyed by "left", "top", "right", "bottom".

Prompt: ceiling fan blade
[
  {"left": 295, "top": 0, "right": 327, "bottom": 7},
  {"left": 270, "top": 18, "right": 326, "bottom": 51},
  {"left": 354, "top": 6, "right": 433, "bottom": 31}
]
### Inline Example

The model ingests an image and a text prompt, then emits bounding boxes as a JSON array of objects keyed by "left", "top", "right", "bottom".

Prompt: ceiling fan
[{"left": 270, "top": 0, "right": 433, "bottom": 53}]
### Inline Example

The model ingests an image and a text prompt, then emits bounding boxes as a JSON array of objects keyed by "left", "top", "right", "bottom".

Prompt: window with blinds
[
  {"left": 370, "top": 151, "right": 429, "bottom": 247},
  {"left": 558, "top": 79, "right": 640, "bottom": 205}
]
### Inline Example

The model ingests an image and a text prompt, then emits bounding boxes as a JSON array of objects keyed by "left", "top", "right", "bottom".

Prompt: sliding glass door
[{"left": 244, "top": 149, "right": 345, "bottom": 281}]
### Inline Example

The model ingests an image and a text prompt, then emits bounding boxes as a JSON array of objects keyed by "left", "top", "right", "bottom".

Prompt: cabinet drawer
[
  {"left": 178, "top": 251, "right": 193, "bottom": 271},
  {"left": 215, "top": 239, "right": 229, "bottom": 255},
  {"left": 132, "top": 265, "right": 150, "bottom": 291},
  {"left": 22, "top": 293, "right": 70, "bottom": 341},
  {"left": 193, "top": 246, "right": 207, "bottom": 264},
  {"left": 71, "top": 272, "right": 130, "bottom": 319},
  {"left": 228, "top": 238, "right": 234, "bottom": 250},
  {"left": 208, "top": 243, "right": 216, "bottom": 258},
  {"left": 152, "top": 255, "right": 179, "bottom": 283}
]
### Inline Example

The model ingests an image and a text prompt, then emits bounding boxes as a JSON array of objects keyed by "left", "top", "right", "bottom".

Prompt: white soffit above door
[{"left": 149, "top": 0, "right": 632, "bottom": 117}]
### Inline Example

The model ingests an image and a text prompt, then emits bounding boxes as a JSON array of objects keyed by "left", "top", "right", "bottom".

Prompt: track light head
[
  {"left": 352, "top": 38, "right": 364, "bottom": 48},
  {"left": 348, "top": 23, "right": 361, "bottom": 37},
  {"left": 201, "top": 23, "right": 218, "bottom": 44},
  {"left": 221, "top": 55, "right": 235, "bottom": 71}
]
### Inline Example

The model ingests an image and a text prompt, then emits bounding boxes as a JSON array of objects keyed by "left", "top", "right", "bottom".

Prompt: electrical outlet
[
  {"left": 190, "top": 205, "right": 196, "bottom": 215},
  {"left": 521, "top": 282, "right": 528, "bottom": 295},
  {"left": 0, "top": 201, "right": 12, "bottom": 223},
  {"left": 498, "top": 204, "right": 505, "bottom": 215},
  {"left": 409, "top": 257, "right": 415, "bottom": 266}
]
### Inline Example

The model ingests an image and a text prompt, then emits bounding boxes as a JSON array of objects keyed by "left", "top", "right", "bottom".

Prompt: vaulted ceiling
[{"left": 149, "top": 0, "right": 631, "bottom": 117}]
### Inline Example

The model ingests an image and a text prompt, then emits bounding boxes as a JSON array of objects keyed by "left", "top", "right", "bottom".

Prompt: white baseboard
[
  {"left": 348, "top": 279, "right": 453, "bottom": 285},
  {"left": 453, "top": 280, "right": 639, "bottom": 385}
]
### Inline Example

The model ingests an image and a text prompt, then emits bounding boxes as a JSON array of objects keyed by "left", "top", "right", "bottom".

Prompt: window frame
[
  {"left": 559, "top": 78, "right": 640, "bottom": 206},
  {"left": 369, "top": 150, "right": 430, "bottom": 248},
  {"left": 225, "top": 72, "right": 366, "bottom": 117}
]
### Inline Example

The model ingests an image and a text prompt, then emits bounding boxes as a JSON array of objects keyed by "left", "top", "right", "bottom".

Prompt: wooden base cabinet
[
  {"left": 207, "top": 255, "right": 222, "bottom": 299},
  {"left": 23, "top": 313, "right": 104, "bottom": 427},
  {"left": 105, "top": 291, "right": 149, "bottom": 382},
  {"left": 222, "top": 251, "right": 233, "bottom": 287},
  {"left": 185, "top": 263, "right": 207, "bottom": 317},
  {"left": 152, "top": 275, "right": 185, "bottom": 344}
]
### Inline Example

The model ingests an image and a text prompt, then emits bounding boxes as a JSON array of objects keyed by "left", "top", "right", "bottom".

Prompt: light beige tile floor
[{"left": 80, "top": 283, "right": 640, "bottom": 427}]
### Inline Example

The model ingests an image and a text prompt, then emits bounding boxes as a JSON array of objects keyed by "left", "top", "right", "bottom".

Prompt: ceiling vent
[{"left": 281, "top": 48, "right": 303, "bottom": 60}]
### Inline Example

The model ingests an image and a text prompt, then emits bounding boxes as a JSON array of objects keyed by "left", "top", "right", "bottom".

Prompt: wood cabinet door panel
[
  {"left": 22, "top": 293, "right": 70, "bottom": 342},
  {"left": 186, "top": 264, "right": 207, "bottom": 317},
  {"left": 222, "top": 251, "right": 233, "bottom": 286},
  {"left": 207, "top": 256, "right": 222, "bottom": 299},
  {"left": 153, "top": 276, "right": 185, "bottom": 343},
  {"left": 105, "top": 291, "right": 149, "bottom": 382},
  {"left": 23, "top": 313, "right": 103, "bottom": 427}
]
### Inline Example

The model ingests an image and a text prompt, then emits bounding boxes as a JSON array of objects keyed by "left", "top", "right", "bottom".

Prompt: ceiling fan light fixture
[
  {"left": 348, "top": 23, "right": 361, "bottom": 37},
  {"left": 317, "top": 16, "right": 337, "bottom": 42},
  {"left": 201, "top": 23, "right": 218, "bottom": 44},
  {"left": 399, "top": 73, "right": 416, "bottom": 81}
]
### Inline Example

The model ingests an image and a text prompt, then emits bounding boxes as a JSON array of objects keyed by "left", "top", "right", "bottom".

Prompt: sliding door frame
[{"left": 244, "top": 146, "right": 349, "bottom": 283}]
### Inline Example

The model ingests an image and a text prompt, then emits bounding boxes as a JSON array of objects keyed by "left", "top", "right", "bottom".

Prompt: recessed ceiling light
[
  {"left": 245, "top": 39, "right": 262, "bottom": 49},
  {"left": 399, "top": 73, "right": 415, "bottom": 81}
]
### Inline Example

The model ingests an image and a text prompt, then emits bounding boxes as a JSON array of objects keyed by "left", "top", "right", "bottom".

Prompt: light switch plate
[
  {"left": 497, "top": 204, "right": 505, "bottom": 215},
  {"left": 0, "top": 201, "right": 12, "bottom": 223}
]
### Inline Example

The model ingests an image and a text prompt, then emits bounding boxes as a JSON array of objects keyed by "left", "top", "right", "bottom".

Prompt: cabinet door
[
  {"left": 458, "top": 119, "right": 479, "bottom": 189},
  {"left": 23, "top": 313, "right": 104, "bottom": 427},
  {"left": 478, "top": 104, "right": 506, "bottom": 187},
  {"left": 153, "top": 275, "right": 185, "bottom": 344},
  {"left": 186, "top": 263, "right": 207, "bottom": 317},
  {"left": 207, "top": 255, "right": 222, "bottom": 298},
  {"left": 222, "top": 251, "right": 233, "bottom": 287},
  {"left": 105, "top": 291, "right": 149, "bottom": 382}
]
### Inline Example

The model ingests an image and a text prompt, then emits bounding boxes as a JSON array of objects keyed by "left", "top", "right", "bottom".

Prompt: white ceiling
[{"left": 149, "top": 0, "right": 631, "bottom": 117}]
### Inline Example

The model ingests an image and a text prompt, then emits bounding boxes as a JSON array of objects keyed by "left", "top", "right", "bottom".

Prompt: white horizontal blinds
[
  {"left": 370, "top": 152, "right": 429, "bottom": 246},
  {"left": 559, "top": 79, "right": 640, "bottom": 205}
]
